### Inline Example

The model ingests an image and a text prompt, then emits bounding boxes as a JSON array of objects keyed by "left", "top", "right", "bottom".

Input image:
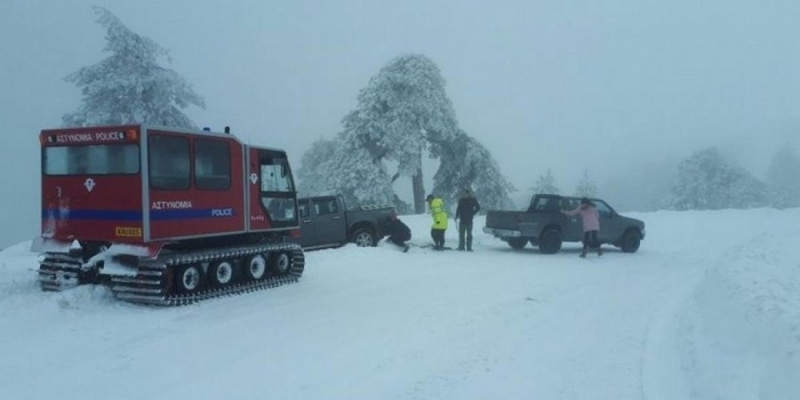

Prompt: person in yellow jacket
[{"left": 426, "top": 194, "right": 448, "bottom": 250}]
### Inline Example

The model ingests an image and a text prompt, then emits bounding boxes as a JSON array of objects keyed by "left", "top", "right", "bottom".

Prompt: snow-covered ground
[{"left": 1, "top": 209, "right": 799, "bottom": 400}]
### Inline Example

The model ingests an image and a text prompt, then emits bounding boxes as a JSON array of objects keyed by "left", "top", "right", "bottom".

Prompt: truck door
[
  {"left": 247, "top": 147, "right": 299, "bottom": 231},
  {"left": 560, "top": 198, "right": 584, "bottom": 241},
  {"left": 296, "top": 198, "right": 316, "bottom": 247},
  {"left": 595, "top": 200, "right": 623, "bottom": 243},
  {"left": 311, "top": 196, "right": 347, "bottom": 245}
]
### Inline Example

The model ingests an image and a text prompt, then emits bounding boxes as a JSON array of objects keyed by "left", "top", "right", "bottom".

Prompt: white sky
[{"left": 1, "top": 0, "right": 799, "bottom": 246}]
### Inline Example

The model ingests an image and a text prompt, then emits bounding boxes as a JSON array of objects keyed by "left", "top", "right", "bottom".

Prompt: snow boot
[{"left": 579, "top": 249, "right": 587, "bottom": 258}]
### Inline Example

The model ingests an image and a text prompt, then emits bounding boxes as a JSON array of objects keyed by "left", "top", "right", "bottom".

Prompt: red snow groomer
[{"left": 33, "top": 124, "right": 304, "bottom": 305}]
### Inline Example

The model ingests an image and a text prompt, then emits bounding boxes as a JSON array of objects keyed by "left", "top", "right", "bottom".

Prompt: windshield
[{"left": 44, "top": 144, "right": 139, "bottom": 175}]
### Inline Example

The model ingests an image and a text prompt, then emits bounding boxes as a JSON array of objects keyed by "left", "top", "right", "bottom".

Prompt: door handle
[
  {"left": 332, "top": 216, "right": 342, "bottom": 220},
  {"left": 302, "top": 219, "right": 311, "bottom": 223}
]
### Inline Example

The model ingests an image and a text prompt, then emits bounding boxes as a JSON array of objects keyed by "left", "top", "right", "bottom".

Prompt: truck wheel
[
  {"left": 538, "top": 229, "right": 562, "bottom": 254},
  {"left": 174, "top": 264, "right": 205, "bottom": 294},
  {"left": 507, "top": 237, "right": 527, "bottom": 250},
  {"left": 620, "top": 230, "right": 641, "bottom": 253},
  {"left": 208, "top": 260, "right": 235, "bottom": 287},
  {"left": 352, "top": 228, "right": 376, "bottom": 247},
  {"left": 270, "top": 252, "right": 291, "bottom": 276},
  {"left": 245, "top": 254, "right": 267, "bottom": 281}
]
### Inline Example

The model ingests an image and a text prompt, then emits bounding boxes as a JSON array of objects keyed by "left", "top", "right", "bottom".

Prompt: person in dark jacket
[
  {"left": 385, "top": 211, "right": 411, "bottom": 252},
  {"left": 455, "top": 189, "right": 481, "bottom": 251}
]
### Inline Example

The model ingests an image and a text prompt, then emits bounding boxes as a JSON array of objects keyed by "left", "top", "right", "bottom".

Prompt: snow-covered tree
[
  {"left": 531, "top": 169, "right": 559, "bottom": 195},
  {"left": 296, "top": 137, "right": 339, "bottom": 196},
  {"left": 671, "top": 147, "right": 767, "bottom": 210},
  {"left": 573, "top": 169, "right": 598, "bottom": 198},
  {"left": 342, "top": 54, "right": 459, "bottom": 213},
  {"left": 63, "top": 6, "right": 204, "bottom": 129},
  {"left": 431, "top": 130, "right": 515, "bottom": 212},
  {"left": 325, "top": 137, "right": 395, "bottom": 208},
  {"left": 766, "top": 142, "right": 800, "bottom": 208}
]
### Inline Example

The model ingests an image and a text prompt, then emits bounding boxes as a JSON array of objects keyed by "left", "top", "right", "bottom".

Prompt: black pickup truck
[
  {"left": 293, "top": 195, "right": 395, "bottom": 250},
  {"left": 483, "top": 194, "right": 645, "bottom": 254}
]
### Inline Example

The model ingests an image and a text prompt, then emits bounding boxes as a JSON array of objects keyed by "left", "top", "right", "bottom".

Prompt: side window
[
  {"left": 562, "top": 199, "right": 579, "bottom": 211},
  {"left": 313, "top": 198, "right": 337, "bottom": 216},
  {"left": 299, "top": 202, "right": 309, "bottom": 218},
  {"left": 595, "top": 201, "right": 612, "bottom": 217},
  {"left": 195, "top": 139, "right": 231, "bottom": 190},
  {"left": 149, "top": 135, "right": 190, "bottom": 190},
  {"left": 260, "top": 163, "right": 294, "bottom": 192}
]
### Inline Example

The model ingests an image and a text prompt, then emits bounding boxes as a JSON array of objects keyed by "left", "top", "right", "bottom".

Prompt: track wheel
[
  {"left": 174, "top": 264, "right": 205, "bottom": 294},
  {"left": 270, "top": 252, "right": 292, "bottom": 276},
  {"left": 208, "top": 260, "right": 235, "bottom": 287},
  {"left": 245, "top": 254, "right": 267, "bottom": 281}
]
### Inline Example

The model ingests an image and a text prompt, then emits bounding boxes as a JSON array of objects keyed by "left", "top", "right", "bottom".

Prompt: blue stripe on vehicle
[
  {"left": 42, "top": 208, "right": 235, "bottom": 221},
  {"left": 42, "top": 209, "right": 142, "bottom": 221},
  {"left": 150, "top": 208, "right": 236, "bottom": 221}
]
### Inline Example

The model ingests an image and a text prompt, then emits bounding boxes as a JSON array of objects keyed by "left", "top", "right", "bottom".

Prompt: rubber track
[
  {"left": 38, "top": 253, "right": 83, "bottom": 291},
  {"left": 37, "top": 242, "right": 305, "bottom": 306},
  {"left": 109, "top": 242, "right": 304, "bottom": 306}
]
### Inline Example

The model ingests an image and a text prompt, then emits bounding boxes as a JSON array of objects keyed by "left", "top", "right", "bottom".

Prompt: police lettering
[
  {"left": 211, "top": 208, "right": 234, "bottom": 217},
  {"left": 55, "top": 131, "right": 125, "bottom": 143},
  {"left": 151, "top": 201, "right": 193, "bottom": 210}
]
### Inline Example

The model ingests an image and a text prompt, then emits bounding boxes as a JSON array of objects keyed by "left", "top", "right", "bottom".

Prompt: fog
[{"left": 1, "top": 0, "right": 798, "bottom": 247}]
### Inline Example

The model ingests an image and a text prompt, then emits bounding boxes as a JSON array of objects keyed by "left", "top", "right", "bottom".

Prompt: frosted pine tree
[
  {"left": 671, "top": 147, "right": 767, "bottom": 210},
  {"left": 573, "top": 169, "right": 598, "bottom": 198},
  {"left": 325, "top": 135, "right": 395, "bottom": 208},
  {"left": 342, "top": 54, "right": 459, "bottom": 213},
  {"left": 63, "top": 6, "right": 204, "bottom": 129},
  {"left": 766, "top": 143, "right": 800, "bottom": 208},
  {"left": 532, "top": 169, "right": 559, "bottom": 195},
  {"left": 296, "top": 137, "right": 339, "bottom": 196},
  {"left": 432, "top": 130, "right": 515, "bottom": 212}
]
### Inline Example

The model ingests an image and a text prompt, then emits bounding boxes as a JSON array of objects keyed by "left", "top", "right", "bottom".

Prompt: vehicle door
[
  {"left": 311, "top": 196, "right": 348, "bottom": 245},
  {"left": 559, "top": 198, "right": 584, "bottom": 241},
  {"left": 295, "top": 198, "right": 316, "bottom": 247},
  {"left": 595, "top": 200, "right": 624, "bottom": 243}
]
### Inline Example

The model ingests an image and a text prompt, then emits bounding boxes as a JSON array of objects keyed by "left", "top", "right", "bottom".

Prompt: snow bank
[{"left": 680, "top": 208, "right": 800, "bottom": 399}]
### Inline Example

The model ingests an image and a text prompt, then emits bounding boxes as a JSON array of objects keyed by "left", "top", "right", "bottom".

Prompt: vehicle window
[
  {"left": 299, "top": 202, "right": 309, "bottom": 218},
  {"left": 149, "top": 135, "right": 190, "bottom": 190},
  {"left": 534, "top": 197, "right": 559, "bottom": 211},
  {"left": 44, "top": 144, "right": 139, "bottom": 175},
  {"left": 260, "top": 162, "right": 294, "bottom": 192},
  {"left": 313, "top": 198, "right": 338, "bottom": 216},
  {"left": 562, "top": 198, "right": 579, "bottom": 211},
  {"left": 594, "top": 201, "right": 613, "bottom": 217},
  {"left": 195, "top": 139, "right": 230, "bottom": 190},
  {"left": 263, "top": 198, "right": 296, "bottom": 221}
]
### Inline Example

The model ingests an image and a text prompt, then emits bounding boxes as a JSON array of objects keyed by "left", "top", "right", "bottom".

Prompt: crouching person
[{"left": 385, "top": 211, "right": 411, "bottom": 252}]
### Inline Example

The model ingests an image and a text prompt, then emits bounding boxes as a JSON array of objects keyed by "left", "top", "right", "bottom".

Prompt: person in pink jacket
[{"left": 562, "top": 198, "right": 602, "bottom": 257}]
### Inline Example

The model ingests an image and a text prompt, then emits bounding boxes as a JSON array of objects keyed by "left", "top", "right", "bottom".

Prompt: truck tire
[
  {"left": 174, "top": 264, "right": 205, "bottom": 294},
  {"left": 538, "top": 229, "right": 562, "bottom": 254},
  {"left": 352, "top": 228, "right": 377, "bottom": 247},
  {"left": 620, "top": 230, "right": 641, "bottom": 253},
  {"left": 208, "top": 260, "right": 235, "bottom": 287},
  {"left": 507, "top": 237, "right": 527, "bottom": 250}
]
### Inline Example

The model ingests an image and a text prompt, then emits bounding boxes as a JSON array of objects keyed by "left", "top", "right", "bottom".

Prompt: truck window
[
  {"left": 194, "top": 139, "right": 230, "bottom": 190},
  {"left": 313, "top": 198, "right": 338, "bottom": 216},
  {"left": 594, "top": 201, "right": 613, "bottom": 217},
  {"left": 149, "top": 135, "right": 190, "bottom": 190},
  {"left": 298, "top": 202, "right": 309, "bottom": 218},
  {"left": 43, "top": 144, "right": 139, "bottom": 175}
]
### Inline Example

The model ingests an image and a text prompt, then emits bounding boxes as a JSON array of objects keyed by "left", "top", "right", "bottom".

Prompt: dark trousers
[
  {"left": 389, "top": 232, "right": 410, "bottom": 247},
  {"left": 431, "top": 229, "right": 445, "bottom": 249},
  {"left": 583, "top": 230, "right": 600, "bottom": 250},
  {"left": 458, "top": 220, "right": 473, "bottom": 250}
]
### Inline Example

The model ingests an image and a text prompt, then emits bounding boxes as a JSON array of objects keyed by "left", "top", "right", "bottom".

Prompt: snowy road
[{"left": 1, "top": 210, "right": 798, "bottom": 400}]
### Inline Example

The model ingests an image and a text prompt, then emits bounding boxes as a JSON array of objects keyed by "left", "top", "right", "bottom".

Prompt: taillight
[{"left": 289, "top": 229, "right": 301, "bottom": 238}]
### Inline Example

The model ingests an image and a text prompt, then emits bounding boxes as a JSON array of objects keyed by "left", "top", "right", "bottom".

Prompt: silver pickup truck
[
  {"left": 293, "top": 195, "right": 395, "bottom": 250},
  {"left": 483, "top": 194, "right": 645, "bottom": 254}
]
